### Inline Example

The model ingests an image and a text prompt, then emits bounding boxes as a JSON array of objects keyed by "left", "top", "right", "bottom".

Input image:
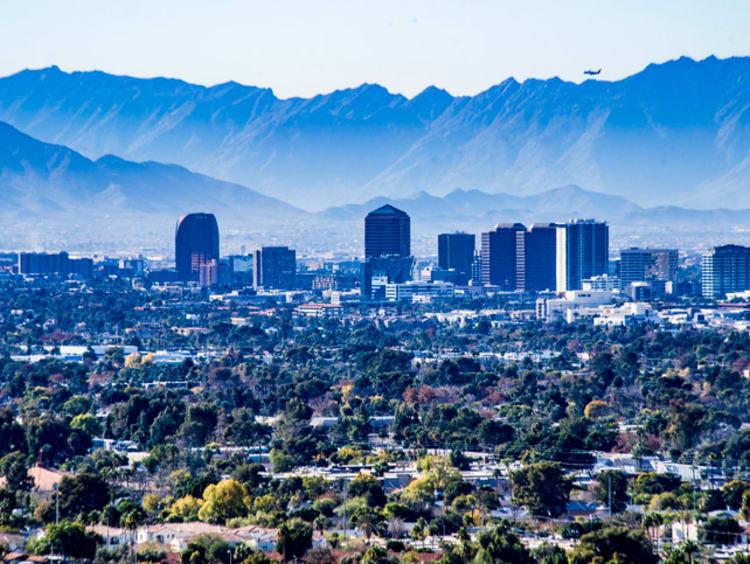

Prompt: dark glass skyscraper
[
  {"left": 555, "top": 219, "right": 609, "bottom": 291},
  {"left": 254, "top": 246, "right": 296, "bottom": 290},
  {"left": 524, "top": 223, "right": 557, "bottom": 291},
  {"left": 438, "top": 232, "right": 475, "bottom": 285},
  {"left": 365, "top": 204, "right": 410, "bottom": 258},
  {"left": 702, "top": 245, "right": 750, "bottom": 298},
  {"left": 480, "top": 223, "right": 526, "bottom": 289},
  {"left": 175, "top": 213, "right": 220, "bottom": 281}
]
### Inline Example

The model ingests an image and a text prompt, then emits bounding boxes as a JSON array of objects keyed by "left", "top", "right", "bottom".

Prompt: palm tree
[{"left": 350, "top": 506, "right": 385, "bottom": 544}]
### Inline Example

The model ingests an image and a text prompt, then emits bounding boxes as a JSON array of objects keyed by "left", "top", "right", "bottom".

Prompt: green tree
[
  {"left": 197, "top": 479, "right": 251, "bottom": 524},
  {"left": 70, "top": 413, "right": 101, "bottom": 436},
  {"left": 33, "top": 521, "right": 102, "bottom": 559},
  {"left": 633, "top": 472, "right": 681, "bottom": 496},
  {"left": 721, "top": 480, "right": 750, "bottom": 510},
  {"left": 347, "top": 473, "right": 386, "bottom": 507},
  {"left": 360, "top": 544, "right": 397, "bottom": 564},
  {"left": 52, "top": 473, "right": 110, "bottom": 521},
  {"left": 0, "top": 451, "right": 32, "bottom": 492},
  {"left": 472, "top": 521, "right": 534, "bottom": 564},
  {"left": 592, "top": 470, "right": 628, "bottom": 514},
  {"left": 350, "top": 506, "right": 386, "bottom": 542},
  {"left": 698, "top": 515, "right": 741, "bottom": 545},
  {"left": 531, "top": 542, "right": 568, "bottom": 564},
  {"left": 276, "top": 518, "right": 312, "bottom": 562},
  {"left": 568, "top": 526, "right": 657, "bottom": 564},
  {"left": 510, "top": 462, "right": 572, "bottom": 518},
  {"left": 180, "top": 403, "right": 219, "bottom": 446}
]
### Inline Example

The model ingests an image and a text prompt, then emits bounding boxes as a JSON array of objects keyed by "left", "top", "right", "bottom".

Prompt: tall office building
[
  {"left": 18, "top": 252, "right": 93, "bottom": 278},
  {"left": 480, "top": 223, "right": 526, "bottom": 289},
  {"left": 438, "top": 232, "right": 475, "bottom": 285},
  {"left": 524, "top": 223, "right": 557, "bottom": 291},
  {"left": 19, "top": 251, "right": 70, "bottom": 275},
  {"left": 254, "top": 246, "right": 296, "bottom": 290},
  {"left": 365, "top": 205, "right": 410, "bottom": 258},
  {"left": 702, "top": 245, "right": 750, "bottom": 299},
  {"left": 175, "top": 213, "right": 220, "bottom": 281},
  {"left": 620, "top": 248, "right": 678, "bottom": 291},
  {"left": 555, "top": 219, "right": 609, "bottom": 291}
]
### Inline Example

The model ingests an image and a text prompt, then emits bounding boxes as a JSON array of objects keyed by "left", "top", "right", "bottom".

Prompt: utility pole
[
  {"left": 608, "top": 474, "right": 612, "bottom": 518},
  {"left": 55, "top": 482, "right": 60, "bottom": 525},
  {"left": 343, "top": 479, "right": 348, "bottom": 538}
]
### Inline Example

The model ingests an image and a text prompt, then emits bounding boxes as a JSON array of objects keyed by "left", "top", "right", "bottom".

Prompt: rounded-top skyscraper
[{"left": 175, "top": 213, "right": 219, "bottom": 281}]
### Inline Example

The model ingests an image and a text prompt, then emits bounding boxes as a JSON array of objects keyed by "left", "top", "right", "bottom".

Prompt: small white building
[
  {"left": 385, "top": 281, "right": 454, "bottom": 302},
  {"left": 537, "top": 291, "right": 616, "bottom": 322}
]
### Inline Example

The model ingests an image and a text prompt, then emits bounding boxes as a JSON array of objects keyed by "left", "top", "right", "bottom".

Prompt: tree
[
  {"left": 583, "top": 400, "right": 609, "bottom": 419},
  {"left": 742, "top": 489, "right": 750, "bottom": 520},
  {"left": 0, "top": 488, "right": 17, "bottom": 525},
  {"left": 70, "top": 413, "right": 101, "bottom": 436},
  {"left": 699, "top": 489, "right": 726, "bottom": 512},
  {"left": 347, "top": 473, "right": 386, "bottom": 507},
  {"left": 721, "top": 480, "right": 750, "bottom": 510},
  {"left": 568, "top": 526, "right": 657, "bottom": 564},
  {"left": 592, "top": 470, "right": 628, "bottom": 514},
  {"left": 472, "top": 521, "right": 534, "bottom": 564},
  {"left": 531, "top": 542, "right": 568, "bottom": 564},
  {"left": 510, "top": 462, "right": 572, "bottom": 518},
  {"left": 197, "top": 479, "right": 251, "bottom": 524},
  {"left": 53, "top": 473, "right": 110, "bottom": 521},
  {"left": 0, "top": 451, "right": 32, "bottom": 492},
  {"left": 224, "top": 408, "right": 270, "bottom": 446},
  {"left": 33, "top": 521, "right": 102, "bottom": 559},
  {"left": 350, "top": 506, "right": 386, "bottom": 542},
  {"left": 633, "top": 472, "right": 681, "bottom": 496},
  {"left": 168, "top": 495, "right": 202, "bottom": 522},
  {"left": 411, "top": 517, "right": 427, "bottom": 548},
  {"left": 180, "top": 403, "right": 219, "bottom": 446},
  {"left": 180, "top": 534, "right": 230, "bottom": 564},
  {"left": 360, "top": 545, "right": 397, "bottom": 564},
  {"left": 276, "top": 518, "right": 312, "bottom": 562},
  {"left": 698, "top": 515, "right": 741, "bottom": 545}
]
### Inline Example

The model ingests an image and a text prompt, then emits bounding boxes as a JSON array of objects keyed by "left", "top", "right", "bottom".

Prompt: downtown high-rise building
[
  {"left": 702, "top": 245, "right": 750, "bottom": 299},
  {"left": 175, "top": 213, "right": 220, "bottom": 281},
  {"left": 365, "top": 204, "right": 410, "bottom": 258},
  {"left": 362, "top": 204, "right": 413, "bottom": 300},
  {"left": 479, "top": 219, "right": 607, "bottom": 292},
  {"left": 254, "top": 246, "right": 296, "bottom": 290},
  {"left": 438, "top": 232, "right": 475, "bottom": 285},
  {"left": 18, "top": 251, "right": 94, "bottom": 278},
  {"left": 524, "top": 223, "right": 557, "bottom": 292},
  {"left": 555, "top": 219, "right": 609, "bottom": 291},
  {"left": 620, "top": 248, "right": 678, "bottom": 291},
  {"left": 480, "top": 223, "right": 526, "bottom": 289}
]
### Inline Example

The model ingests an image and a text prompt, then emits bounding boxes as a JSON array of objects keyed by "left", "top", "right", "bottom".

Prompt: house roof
[{"left": 0, "top": 465, "right": 69, "bottom": 493}]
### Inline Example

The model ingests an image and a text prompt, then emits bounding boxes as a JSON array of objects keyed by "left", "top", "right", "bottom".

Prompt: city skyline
[{"left": 3, "top": 4, "right": 750, "bottom": 562}]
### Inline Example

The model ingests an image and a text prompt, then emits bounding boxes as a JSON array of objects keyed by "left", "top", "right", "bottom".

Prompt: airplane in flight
[{"left": 583, "top": 68, "right": 602, "bottom": 76}]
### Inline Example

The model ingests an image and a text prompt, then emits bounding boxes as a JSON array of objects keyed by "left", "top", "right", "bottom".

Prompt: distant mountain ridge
[
  {"left": 321, "top": 186, "right": 641, "bottom": 222},
  {"left": 0, "top": 120, "right": 304, "bottom": 225},
  {"left": 320, "top": 186, "right": 750, "bottom": 252},
  {"left": 2, "top": 56, "right": 750, "bottom": 210}
]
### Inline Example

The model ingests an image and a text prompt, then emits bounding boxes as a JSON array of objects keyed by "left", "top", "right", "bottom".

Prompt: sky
[{"left": 2, "top": 0, "right": 750, "bottom": 98}]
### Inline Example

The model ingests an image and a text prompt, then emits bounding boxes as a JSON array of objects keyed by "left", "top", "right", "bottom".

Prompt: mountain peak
[{"left": 3, "top": 56, "right": 750, "bottom": 209}]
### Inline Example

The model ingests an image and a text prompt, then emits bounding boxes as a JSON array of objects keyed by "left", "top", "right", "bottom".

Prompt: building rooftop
[{"left": 366, "top": 204, "right": 409, "bottom": 217}]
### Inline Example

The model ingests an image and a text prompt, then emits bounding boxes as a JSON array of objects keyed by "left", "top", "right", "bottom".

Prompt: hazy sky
[{"left": 2, "top": 0, "right": 750, "bottom": 98}]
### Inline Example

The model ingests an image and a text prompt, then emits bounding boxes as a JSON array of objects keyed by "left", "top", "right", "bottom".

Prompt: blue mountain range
[{"left": 1, "top": 56, "right": 749, "bottom": 210}]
